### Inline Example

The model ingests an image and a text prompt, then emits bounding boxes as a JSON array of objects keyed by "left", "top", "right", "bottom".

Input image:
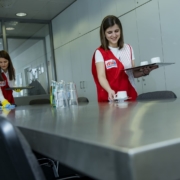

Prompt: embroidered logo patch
[{"left": 105, "top": 59, "right": 117, "bottom": 69}]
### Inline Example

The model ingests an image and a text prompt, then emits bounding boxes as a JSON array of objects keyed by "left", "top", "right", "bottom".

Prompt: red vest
[
  {"left": 1, "top": 73, "right": 15, "bottom": 104},
  {"left": 92, "top": 47, "right": 137, "bottom": 102}
]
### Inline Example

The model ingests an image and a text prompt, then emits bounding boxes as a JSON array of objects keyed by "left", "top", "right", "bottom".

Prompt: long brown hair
[
  {"left": 100, "top": 15, "right": 124, "bottom": 50},
  {"left": 0, "top": 50, "right": 15, "bottom": 81},
  {"left": 0, "top": 69, "right": 3, "bottom": 81}
]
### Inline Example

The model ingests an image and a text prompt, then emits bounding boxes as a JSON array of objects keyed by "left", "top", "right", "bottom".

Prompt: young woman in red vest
[
  {"left": 0, "top": 50, "right": 16, "bottom": 107},
  {"left": 92, "top": 15, "right": 158, "bottom": 102}
]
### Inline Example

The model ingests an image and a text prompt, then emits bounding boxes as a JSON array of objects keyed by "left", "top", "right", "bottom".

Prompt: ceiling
[
  {"left": 0, "top": 0, "right": 76, "bottom": 54},
  {"left": 0, "top": 0, "right": 76, "bottom": 21}
]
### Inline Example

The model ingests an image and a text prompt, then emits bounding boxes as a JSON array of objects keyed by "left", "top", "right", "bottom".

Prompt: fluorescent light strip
[
  {"left": 16, "top": 12, "right": 27, "bottom": 17},
  {"left": 6, "top": 27, "right": 15, "bottom": 30}
]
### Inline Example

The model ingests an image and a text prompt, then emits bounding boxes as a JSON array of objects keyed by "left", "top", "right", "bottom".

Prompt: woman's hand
[
  {"left": 108, "top": 89, "right": 115, "bottom": 101},
  {"left": 149, "top": 65, "right": 159, "bottom": 71},
  {"left": 1, "top": 99, "right": 11, "bottom": 108},
  {"left": 134, "top": 65, "right": 159, "bottom": 77},
  {"left": 96, "top": 62, "right": 115, "bottom": 101},
  {"left": 142, "top": 66, "right": 150, "bottom": 75},
  {"left": 14, "top": 89, "right": 22, "bottom": 92},
  {"left": 142, "top": 65, "right": 159, "bottom": 76}
]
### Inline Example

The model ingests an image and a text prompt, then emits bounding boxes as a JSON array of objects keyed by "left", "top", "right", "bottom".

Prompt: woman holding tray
[
  {"left": 92, "top": 15, "right": 158, "bottom": 102},
  {"left": 0, "top": 50, "right": 18, "bottom": 107}
]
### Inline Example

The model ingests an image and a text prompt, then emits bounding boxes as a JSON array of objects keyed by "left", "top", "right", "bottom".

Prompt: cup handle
[{"left": 114, "top": 94, "right": 117, "bottom": 99}]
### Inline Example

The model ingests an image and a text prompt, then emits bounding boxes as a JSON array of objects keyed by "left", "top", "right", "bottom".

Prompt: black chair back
[
  {"left": 29, "top": 99, "right": 50, "bottom": 105},
  {"left": 0, "top": 116, "right": 45, "bottom": 180},
  {"left": 137, "top": 91, "right": 177, "bottom": 100},
  {"left": 78, "top": 97, "right": 89, "bottom": 103}
]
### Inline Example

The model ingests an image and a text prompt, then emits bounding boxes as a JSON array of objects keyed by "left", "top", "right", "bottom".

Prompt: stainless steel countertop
[{"left": 6, "top": 99, "right": 180, "bottom": 180}]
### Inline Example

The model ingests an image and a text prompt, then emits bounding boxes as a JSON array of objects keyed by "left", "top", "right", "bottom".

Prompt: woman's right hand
[
  {"left": 108, "top": 89, "right": 115, "bottom": 101},
  {"left": 2, "top": 99, "right": 11, "bottom": 108},
  {"left": 95, "top": 62, "right": 115, "bottom": 101}
]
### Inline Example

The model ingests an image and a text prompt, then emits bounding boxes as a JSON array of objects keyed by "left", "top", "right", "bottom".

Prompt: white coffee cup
[
  {"left": 114, "top": 91, "right": 127, "bottom": 99},
  {"left": 140, "top": 61, "right": 149, "bottom": 66},
  {"left": 151, "top": 57, "right": 161, "bottom": 63}
]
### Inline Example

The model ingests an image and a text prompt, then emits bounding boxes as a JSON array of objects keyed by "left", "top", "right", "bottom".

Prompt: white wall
[{"left": 52, "top": 0, "right": 179, "bottom": 101}]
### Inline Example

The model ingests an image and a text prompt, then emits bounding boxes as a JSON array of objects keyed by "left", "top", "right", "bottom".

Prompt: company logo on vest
[{"left": 105, "top": 59, "right": 117, "bottom": 69}]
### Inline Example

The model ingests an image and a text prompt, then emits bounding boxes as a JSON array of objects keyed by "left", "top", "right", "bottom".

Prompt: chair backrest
[
  {"left": 78, "top": 97, "right": 89, "bottom": 103},
  {"left": 0, "top": 116, "right": 45, "bottom": 180},
  {"left": 29, "top": 99, "right": 50, "bottom": 105},
  {"left": 137, "top": 91, "right": 177, "bottom": 100}
]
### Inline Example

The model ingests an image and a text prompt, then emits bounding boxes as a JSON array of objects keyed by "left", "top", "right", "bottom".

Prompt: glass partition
[
  {"left": 0, "top": 22, "right": 3, "bottom": 51},
  {"left": 4, "top": 21, "right": 53, "bottom": 97}
]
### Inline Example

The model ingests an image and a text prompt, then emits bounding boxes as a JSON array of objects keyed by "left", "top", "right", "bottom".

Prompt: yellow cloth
[
  {"left": 2, "top": 99, "right": 10, "bottom": 108},
  {"left": 2, "top": 109, "right": 11, "bottom": 116},
  {"left": 14, "top": 89, "right": 21, "bottom": 92}
]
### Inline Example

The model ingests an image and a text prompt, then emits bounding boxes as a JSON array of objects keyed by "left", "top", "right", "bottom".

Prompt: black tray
[
  {"left": 6, "top": 86, "right": 34, "bottom": 90},
  {"left": 124, "top": 62, "right": 175, "bottom": 71}
]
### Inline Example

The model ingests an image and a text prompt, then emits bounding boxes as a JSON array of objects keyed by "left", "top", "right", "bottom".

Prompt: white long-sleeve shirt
[
  {"left": 2, "top": 70, "right": 15, "bottom": 87},
  {"left": 0, "top": 70, "right": 15, "bottom": 102}
]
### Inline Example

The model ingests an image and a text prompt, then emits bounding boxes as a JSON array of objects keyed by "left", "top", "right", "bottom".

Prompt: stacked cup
[
  {"left": 57, "top": 80, "right": 68, "bottom": 108},
  {"left": 66, "top": 82, "right": 78, "bottom": 106},
  {"left": 51, "top": 80, "right": 78, "bottom": 108}
]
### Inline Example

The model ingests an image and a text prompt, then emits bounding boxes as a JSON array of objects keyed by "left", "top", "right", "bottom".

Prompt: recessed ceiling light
[
  {"left": 16, "top": 12, "right": 27, "bottom": 17},
  {"left": 6, "top": 27, "right": 15, "bottom": 30}
]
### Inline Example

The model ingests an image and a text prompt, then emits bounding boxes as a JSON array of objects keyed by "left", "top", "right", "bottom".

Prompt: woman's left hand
[
  {"left": 142, "top": 65, "right": 159, "bottom": 76},
  {"left": 142, "top": 66, "right": 150, "bottom": 75},
  {"left": 14, "top": 89, "right": 22, "bottom": 92}
]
